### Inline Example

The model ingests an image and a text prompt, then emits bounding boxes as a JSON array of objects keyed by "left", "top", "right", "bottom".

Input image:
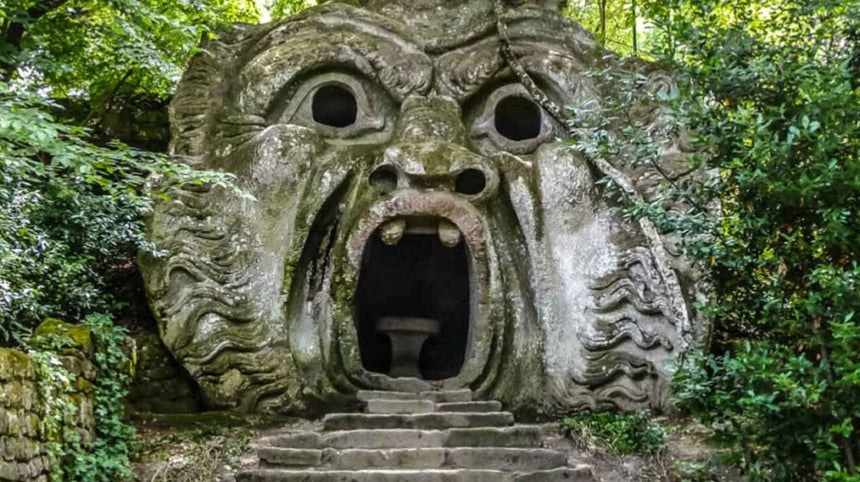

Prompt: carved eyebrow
[
  {"left": 434, "top": 9, "right": 599, "bottom": 103},
  {"left": 234, "top": 8, "right": 433, "bottom": 115},
  {"left": 436, "top": 38, "right": 585, "bottom": 105}
]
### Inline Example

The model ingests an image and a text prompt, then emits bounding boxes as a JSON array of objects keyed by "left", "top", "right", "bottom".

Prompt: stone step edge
[
  {"left": 356, "top": 389, "right": 473, "bottom": 403},
  {"left": 257, "top": 446, "right": 568, "bottom": 470},
  {"left": 258, "top": 426, "right": 544, "bottom": 449},
  {"left": 323, "top": 412, "right": 515, "bottom": 431},
  {"left": 363, "top": 400, "right": 504, "bottom": 414},
  {"left": 236, "top": 467, "right": 595, "bottom": 482}
]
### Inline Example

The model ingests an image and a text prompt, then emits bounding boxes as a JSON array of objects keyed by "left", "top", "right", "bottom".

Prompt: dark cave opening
[{"left": 355, "top": 230, "right": 470, "bottom": 380}]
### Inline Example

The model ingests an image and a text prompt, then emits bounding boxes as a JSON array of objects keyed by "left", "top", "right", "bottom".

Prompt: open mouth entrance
[{"left": 355, "top": 217, "right": 470, "bottom": 380}]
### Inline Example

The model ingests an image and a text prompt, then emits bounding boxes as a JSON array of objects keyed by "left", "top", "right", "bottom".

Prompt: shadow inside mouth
[{"left": 355, "top": 224, "right": 470, "bottom": 380}]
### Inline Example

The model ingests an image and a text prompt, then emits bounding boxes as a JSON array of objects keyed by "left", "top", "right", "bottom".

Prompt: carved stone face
[{"left": 140, "top": 0, "right": 708, "bottom": 414}]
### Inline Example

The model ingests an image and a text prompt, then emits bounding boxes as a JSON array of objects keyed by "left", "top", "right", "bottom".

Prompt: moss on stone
[
  {"left": 32, "top": 318, "right": 93, "bottom": 356},
  {"left": 0, "top": 348, "right": 35, "bottom": 382}
]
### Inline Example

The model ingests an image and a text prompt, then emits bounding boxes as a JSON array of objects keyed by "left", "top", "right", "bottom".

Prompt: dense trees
[{"left": 633, "top": 1, "right": 860, "bottom": 479}]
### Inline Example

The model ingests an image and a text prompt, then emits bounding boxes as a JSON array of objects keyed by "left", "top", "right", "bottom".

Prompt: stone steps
[
  {"left": 237, "top": 389, "right": 594, "bottom": 482},
  {"left": 258, "top": 447, "right": 567, "bottom": 471},
  {"left": 322, "top": 412, "right": 515, "bottom": 430},
  {"left": 261, "top": 427, "right": 544, "bottom": 449},
  {"left": 357, "top": 390, "right": 473, "bottom": 403},
  {"left": 365, "top": 400, "right": 503, "bottom": 414},
  {"left": 237, "top": 468, "right": 594, "bottom": 482}
]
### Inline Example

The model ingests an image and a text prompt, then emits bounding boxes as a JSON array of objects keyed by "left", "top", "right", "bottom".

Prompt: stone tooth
[
  {"left": 379, "top": 219, "right": 406, "bottom": 245},
  {"left": 438, "top": 220, "right": 461, "bottom": 248}
]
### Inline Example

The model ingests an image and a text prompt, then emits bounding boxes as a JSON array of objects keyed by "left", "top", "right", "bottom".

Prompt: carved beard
[{"left": 139, "top": 0, "right": 706, "bottom": 414}]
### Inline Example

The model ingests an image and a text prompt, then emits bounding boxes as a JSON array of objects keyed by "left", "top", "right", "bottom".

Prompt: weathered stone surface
[
  {"left": 264, "top": 426, "right": 543, "bottom": 450},
  {"left": 242, "top": 389, "right": 590, "bottom": 480},
  {"left": 260, "top": 447, "right": 567, "bottom": 471},
  {"left": 140, "top": 0, "right": 709, "bottom": 414},
  {"left": 357, "top": 391, "right": 473, "bottom": 403},
  {"left": 365, "top": 399, "right": 436, "bottom": 414},
  {"left": 258, "top": 447, "right": 323, "bottom": 467},
  {"left": 436, "top": 402, "right": 502, "bottom": 413},
  {"left": 128, "top": 330, "right": 201, "bottom": 413},
  {"left": 31, "top": 318, "right": 93, "bottom": 357}
]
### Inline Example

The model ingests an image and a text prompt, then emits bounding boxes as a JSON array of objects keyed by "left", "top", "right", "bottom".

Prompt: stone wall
[
  {"left": 0, "top": 320, "right": 96, "bottom": 482},
  {"left": 0, "top": 348, "right": 45, "bottom": 481}
]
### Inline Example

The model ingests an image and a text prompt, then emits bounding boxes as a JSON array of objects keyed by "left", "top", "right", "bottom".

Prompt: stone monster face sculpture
[{"left": 140, "top": 0, "right": 709, "bottom": 414}]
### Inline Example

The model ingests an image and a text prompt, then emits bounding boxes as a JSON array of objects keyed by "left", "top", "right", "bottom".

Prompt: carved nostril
[
  {"left": 369, "top": 165, "right": 398, "bottom": 194},
  {"left": 455, "top": 168, "right": 487, "bottom": 196}
]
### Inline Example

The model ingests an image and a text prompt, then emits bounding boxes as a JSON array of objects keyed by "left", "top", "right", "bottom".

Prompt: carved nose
[
  {"left": 368, "top": 160, "right": 493, "bottom": 198},
  {"left": 374, "top": 94, "right": 497, "bottom": 199},
  {"left": 395, "top": 95, "right": 467, "bottom": 144}
]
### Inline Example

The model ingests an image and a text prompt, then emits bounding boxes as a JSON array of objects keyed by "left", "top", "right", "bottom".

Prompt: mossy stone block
[
  {"left": 0, "top": 349, "right": 34, "bottom": 382},
  {"left": 31, "top": 318, "right": 93, "bottom": 357}
]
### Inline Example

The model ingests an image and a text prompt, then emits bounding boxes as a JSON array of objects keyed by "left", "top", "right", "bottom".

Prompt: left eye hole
[
  {"left": 271, "top": 72, "right": 391, "bottom": 140},
  {"left": 312, "top": 84, "right": 358, "bottom": 128}
]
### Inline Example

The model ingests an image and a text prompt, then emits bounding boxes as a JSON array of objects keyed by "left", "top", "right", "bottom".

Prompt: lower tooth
[
  {"left": 380, "top": 219, "right": 406, "bottom": 245},
  {"left": 438, "top": 220, "right": 461, "bottom": 248}
]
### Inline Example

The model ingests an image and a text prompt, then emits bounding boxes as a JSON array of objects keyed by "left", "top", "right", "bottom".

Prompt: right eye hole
[
  {"left": 494, "top": 96, "right": 542, "bottom": 141},
  {"left": 312, "top": 84, "right": 357, "bottom": 128}
]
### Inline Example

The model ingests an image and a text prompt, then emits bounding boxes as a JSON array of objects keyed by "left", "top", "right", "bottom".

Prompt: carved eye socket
[
  {"left": 494, "top": 96, "right": 542, "bottom": 141},
  {"left": 270, "top": 72, "right": 392, "bottom": 141},
  {"left": 468, "top": 83, "right": 555, "bottom": 155},
  {"left": 313, "top": 84, "right": 358, "bottom": 128}
]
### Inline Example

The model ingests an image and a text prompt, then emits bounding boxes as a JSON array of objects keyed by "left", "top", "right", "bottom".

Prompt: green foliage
[
  {"left": 30, "top": 314, "right": 135, "bottom": 481},
  {"left": 560, "top": 412, "right": 666, "bottom": 455},
  {"left": 0, "top": 0, "right": 276, "bottom": 479},
  {"left": 618, "top": 0, "right": 860, "bottom": 479},
  {"left": 0, "top": 82, "right": 238, "bottom": 343},
  {"left": 563, "top": 0, "right": 643, "bottom": 56},
  {"left": 1, "top": 0, "right": 259, "bottom": 105},
  {"left": 267, "top": 0, "right": 312, "bottom": 20},
  {"left": 76, "top": 313, "right": 135, "bottom": 481}
]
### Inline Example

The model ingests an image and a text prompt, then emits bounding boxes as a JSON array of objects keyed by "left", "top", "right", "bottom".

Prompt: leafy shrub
[
  {"left": 629, "top": 0, "right": 860, "bottom": 479},
  {"left": 560, "top": 412, "right": 666, "bottom": 455},
  {"left": 0, "top": 82, "right": 238, "bottom": 343}
]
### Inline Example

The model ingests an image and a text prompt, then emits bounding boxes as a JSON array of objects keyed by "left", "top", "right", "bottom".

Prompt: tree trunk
[{"left": 598, "top": 0, "right": 607, "bottom": 45}]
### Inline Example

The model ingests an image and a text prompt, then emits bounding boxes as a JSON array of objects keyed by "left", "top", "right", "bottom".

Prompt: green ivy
[{"left": 29, "top": 314, "right": 135, "bottom": 481}]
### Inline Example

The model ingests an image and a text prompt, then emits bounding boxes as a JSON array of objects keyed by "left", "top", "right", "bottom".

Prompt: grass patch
[{"left": 560, "top": 411, "right": 665, "bottom": 455}]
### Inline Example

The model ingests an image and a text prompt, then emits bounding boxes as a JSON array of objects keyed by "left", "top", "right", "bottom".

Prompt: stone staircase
[{"left": 236, "top": 389, "right": 594, "bottom": 481}]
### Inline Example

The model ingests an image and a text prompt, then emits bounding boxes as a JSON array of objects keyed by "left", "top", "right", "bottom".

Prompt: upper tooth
[
  {"left": 380, "top": 219, "right": 406, "bottom": 245},
  {"left": 438, "top": 220, "right": 461, "bottom": 248}
]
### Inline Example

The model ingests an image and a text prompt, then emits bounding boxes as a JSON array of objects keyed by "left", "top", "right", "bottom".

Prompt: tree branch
[{"left": 1, "top": 0, "right": 70, "bottom": 80}]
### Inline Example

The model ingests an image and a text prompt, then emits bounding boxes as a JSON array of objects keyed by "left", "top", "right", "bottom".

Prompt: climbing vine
[{"left": 29, "top": 314, "right": 135, "bottom": 481}]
